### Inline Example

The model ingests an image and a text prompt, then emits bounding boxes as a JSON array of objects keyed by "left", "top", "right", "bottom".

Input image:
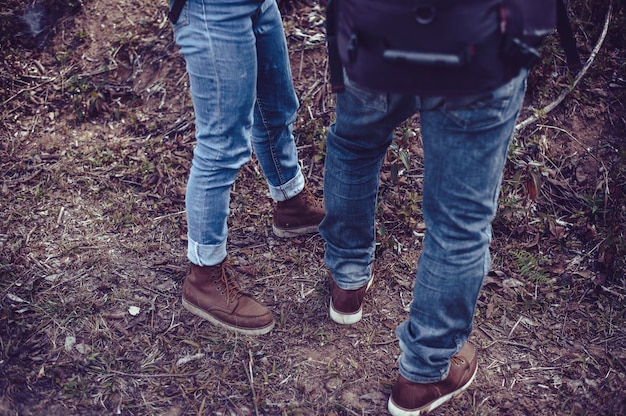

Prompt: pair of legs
[
  {"left": 172, "top": 0, "right": 307, "bottom": 266},
  {"left": 172, "top": 0, "right": 324, "bottom": 335},
  {"left": 319, "top": 69, "right": 527, "bottom": 383}
]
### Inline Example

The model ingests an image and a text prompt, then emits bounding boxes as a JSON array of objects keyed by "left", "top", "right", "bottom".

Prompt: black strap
[
  {"left": 325, "top": 0, "right": 345, "bottom": 92},
  {"left": 169, "top": 0, "right": 186, "bottom": 24},
  {"left": 556, "top": 0, "right": 582, "bottom": 71}
]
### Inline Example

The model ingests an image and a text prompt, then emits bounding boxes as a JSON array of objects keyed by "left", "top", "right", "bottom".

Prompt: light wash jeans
[
  {"left": 319, "top": 70, "right": 528, "bottom": 383},
  {"left": 171, "top": 0, "right": 305, "bottom": 266}
]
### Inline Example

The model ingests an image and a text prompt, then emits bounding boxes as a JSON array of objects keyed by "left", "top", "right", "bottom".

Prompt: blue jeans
[
  {"left": 171, "top": 0, "right": 305, "bottom": 266},
  {"left": 319, "top": 70, "right": 527, "bottom": 383}
]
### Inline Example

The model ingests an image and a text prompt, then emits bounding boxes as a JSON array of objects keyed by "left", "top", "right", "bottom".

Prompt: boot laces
[
  {"left": 302, "top": 186, "right": 323, "bottom": 209},
  {"left": 450, "top": 354, "right": 466, "bottom": 366},
  {"left": 218, "top": 263, "right": 246, "bottom": 303}
]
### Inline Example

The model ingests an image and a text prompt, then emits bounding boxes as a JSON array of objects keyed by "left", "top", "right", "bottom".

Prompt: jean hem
[
  {"left": 398, "top": 364, "right": 449, "bottom": 384},
  {"left": 267, "top": 168, "right": 304, "bottom": 201},
  {"left": 329, "top": 268, "right": 373, "bottom": 290},
  {"left": 187, "top": 236, "right": 227, "bottom": 266}
]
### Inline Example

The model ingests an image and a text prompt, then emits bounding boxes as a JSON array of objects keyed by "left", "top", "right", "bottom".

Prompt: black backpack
[{"left": 326, "top": 0, "right": 580, "bottom": 96}]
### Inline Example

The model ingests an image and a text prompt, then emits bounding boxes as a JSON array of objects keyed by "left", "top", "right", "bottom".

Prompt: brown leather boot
[
  {"left": 272, "top": 186, "right": 325, "bottom": 238},
  {"left": 182, "top": 260, "right": 275, "bottom": 335},
  {"left": 329, "top": 272, "right": 374, "bottom": 325},
  {"left": 388, "top": 342, "right": 478, "bottom": 415}
]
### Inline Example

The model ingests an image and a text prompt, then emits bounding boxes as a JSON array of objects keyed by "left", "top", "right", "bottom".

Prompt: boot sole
[
  {"left": 182, "top": 298, "right": 275, "bottom": 336},
  {"left": 329, "top": 275, "right": 374, "bottom": 325},
  {"left": 272, "top": 224, "right": 320, "bottom": 238},
  {"left": 387, "top": 362, "right": 478, "bottom": 416}
]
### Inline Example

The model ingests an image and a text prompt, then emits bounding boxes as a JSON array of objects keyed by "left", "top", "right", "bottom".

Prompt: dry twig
[{"left": 516, "top": 1, "right": 613, "bottom": 131}]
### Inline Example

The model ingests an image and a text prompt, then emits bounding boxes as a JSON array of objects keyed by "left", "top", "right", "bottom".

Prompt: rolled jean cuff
[
  {"left": 331, "top": 269, "right": 372, "bottom": 290},
  {"left": 398, "top": 352, "right": 449, "bottom": 384},
  {"left": 324, "top": 250, "right": 373, "bottom": 289},
  {"left": 187, "top": 236, "right": 227, "bottom": 267},
  {"left": 267, "top": 167, "right": 304, "bottom": 201},
  {"left": 395, "top": 322, "right": 467, "bottom": 383}
]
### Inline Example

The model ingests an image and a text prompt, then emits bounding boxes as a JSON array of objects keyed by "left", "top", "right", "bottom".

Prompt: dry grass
[{"left": 1, "top": 0, "right": 625, "bottom": 415}]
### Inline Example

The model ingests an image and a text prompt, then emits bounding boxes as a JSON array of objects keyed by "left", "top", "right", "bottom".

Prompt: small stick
[
  {"left": 516, "top": 2, "right": 613, "bottom": 132},
  {"left": 246, "top": 349, "right": 260, "bottom": 416}
]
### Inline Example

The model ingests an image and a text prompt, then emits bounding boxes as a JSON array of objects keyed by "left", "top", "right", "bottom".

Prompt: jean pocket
[
  {"left": 344, "top": 72, "right": 388, "bottom": 113},
  {"left": 169, "top": 0, "right": 190, "bottom": 27},
  {"left": 441, "top": 70, "right": 527, "bottom": 130}
]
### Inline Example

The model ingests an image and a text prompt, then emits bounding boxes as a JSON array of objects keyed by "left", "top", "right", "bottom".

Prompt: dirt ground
[{"left": 1, "top": 0, "right": 625, "bottom": 415}]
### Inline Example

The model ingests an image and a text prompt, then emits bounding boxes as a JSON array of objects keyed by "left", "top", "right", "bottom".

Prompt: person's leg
[
  {"left": 251, "top": 0, "right": 325, "bottom": 238},
  {"left": 174, "top": 0, "right": 260, "bottom": 265},
  {"left": 172, "top": 0, "right": 274, "bottom": 334},
  {"left": 319, "top": 76, "right": 416, "bottom": 323},
  {"left": 251, "top": 0, "right": 302, "bottom": 200},
  {"left": 389, "top": 69, "right": 528, "bottom": 415}
]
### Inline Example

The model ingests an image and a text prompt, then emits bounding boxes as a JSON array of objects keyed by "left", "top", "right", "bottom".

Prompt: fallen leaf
[{"left": 6, "top": 293, "right": 27, "bottom": 303}]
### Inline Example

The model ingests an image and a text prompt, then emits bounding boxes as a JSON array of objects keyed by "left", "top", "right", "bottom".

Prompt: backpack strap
[
  {"left": 169, "top": 0, "right": 186, "bottom": 24},
  {"left": 556, "top": 0, "right": 582, "bottom": 71},
  {"left": 325, "top": 0, "right": 345, "bottom": 92}
]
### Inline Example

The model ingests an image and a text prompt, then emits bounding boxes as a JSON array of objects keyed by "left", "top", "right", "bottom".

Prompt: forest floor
[{"left": 1, "top": 0, "right": 625, "bottom": 415}]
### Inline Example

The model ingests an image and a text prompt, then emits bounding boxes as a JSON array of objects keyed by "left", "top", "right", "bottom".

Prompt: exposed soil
[{"left": 1, "top": 0, "right": 625, "bottom": 415}]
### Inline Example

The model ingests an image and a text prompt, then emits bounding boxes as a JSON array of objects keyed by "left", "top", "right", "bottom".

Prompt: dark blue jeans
[{"left": 319, "top": 70, "right": 528, "bottom": 383}]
